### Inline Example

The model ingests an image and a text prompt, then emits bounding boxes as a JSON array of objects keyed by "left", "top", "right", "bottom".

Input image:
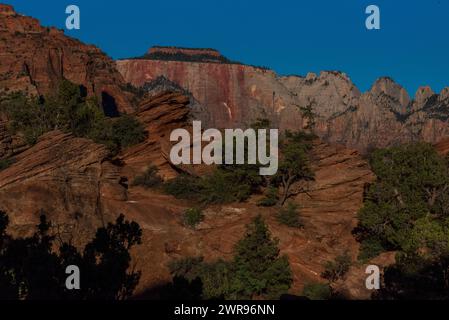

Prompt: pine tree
[{"left": 230, "top": 215, "right": 292, "bottom": 299}]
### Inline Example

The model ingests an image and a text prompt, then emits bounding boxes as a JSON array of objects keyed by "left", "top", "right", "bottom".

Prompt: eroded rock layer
[
  {"left": 118, "top": 48, "right": 449, "bottom": 153},
  {"left": 0, "top": 4, "right": 134, "bottom": 113}
]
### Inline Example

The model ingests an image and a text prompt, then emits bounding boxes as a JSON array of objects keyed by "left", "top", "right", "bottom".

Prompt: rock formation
[
  {"left": 0, "top": 4, "right": 135, "bottom": 113},
  {"left": 118, "top": 47, "right": 449, "bottom": 153}
]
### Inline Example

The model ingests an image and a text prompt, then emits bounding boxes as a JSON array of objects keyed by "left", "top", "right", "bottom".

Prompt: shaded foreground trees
[
  {"left": 354, "top": 142, "right": 449, "bottom": 299},
  {"left": 164, "top": 216, "right": 293, "bottom": 300},
  {"left": 0, "top": 211, "right": 142, "bottom": 300}
]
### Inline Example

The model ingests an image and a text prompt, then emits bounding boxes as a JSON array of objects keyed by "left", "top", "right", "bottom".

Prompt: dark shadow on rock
[
  {"left": 102, "top": 91, "right": 120, "bottom": 117},
  {"left": 133, "top": 276, "right": 203, "bottom": 301}
]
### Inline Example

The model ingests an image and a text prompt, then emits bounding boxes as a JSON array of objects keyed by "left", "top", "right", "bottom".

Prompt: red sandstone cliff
[
  {"left": 0, "top": 4, "right": 134, "bottom": 113},
  {"left": 117, "top": 47, "right": 449, "bottom": 153}
]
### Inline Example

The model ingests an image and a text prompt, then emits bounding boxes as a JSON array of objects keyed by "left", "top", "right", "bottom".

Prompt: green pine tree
[{"left": 229, "top": 215, "right": 292, "bottom": 299}]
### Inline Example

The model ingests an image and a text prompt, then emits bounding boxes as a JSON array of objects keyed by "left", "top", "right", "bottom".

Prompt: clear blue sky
[{"left": 5, "top": 0, "right": 449, "bottom": 96}]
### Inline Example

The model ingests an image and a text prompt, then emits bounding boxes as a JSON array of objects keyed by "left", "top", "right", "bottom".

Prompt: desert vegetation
[
  {"left": 0, "top": 211, "right": 142, "bottom": 300},
  {"left": 164, "top": 216, "right": 292, "bottom": 300},
  {"left": 354, "top": 142, "right": 449, "bottom": 299},
  {"left": 162, "top": 121, "right": 315, "bottom": 208},
  {"left": 0, "top": 79, "right": 146, "bottom": 154}
]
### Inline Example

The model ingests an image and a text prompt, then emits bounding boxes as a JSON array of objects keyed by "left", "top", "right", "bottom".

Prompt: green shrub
[
  {"left": 110, "top": 115, "right": 146, "bottom": 149},
  {"left": 163, "top": 174, "right": 202, "bottom": 200},
  {"left": 168, "top": 256, "right": 204, "bottom": 279},
  {"left": 0, "top": 158, "right": 14, "bottom": 171},
  {"left": 199, "top": 169, "right": 250, "bottom": 204},
  {"left": 258, "top": 186, "right": 279, "bottom": 207},
  {"left": 0, "top": 80, "right": 145, "bottom": 154},
  {"left": 163, "top": 169, "right": 254, "bottom": 205},
  {"left": 276, "top": 202, "right": 303, "bottom": 228},
  {"left": 357, "top": 238, "right": 384, "bottom": 262},
  {"left": 183, "top": 208, "right": 204, "bottom": 229},
  {"left": 321, "top": 252, "right": 352, "bottom": 282},
  {"left": 168, "top": 257, "right": 232, "bottom": 300},
  {"left": 167, "top": 216, "right": 293, "bottom": 300},
  {"left": 132, "top": 165, "right": 163, "bottom": 189},
  {"left": 302, "top": 282, "right": 332, "bottom": 300}
]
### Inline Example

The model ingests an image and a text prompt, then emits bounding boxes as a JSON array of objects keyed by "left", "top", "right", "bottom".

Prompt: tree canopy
[{"left": 0, "top": 211, "right": 142, "bottom": 300}]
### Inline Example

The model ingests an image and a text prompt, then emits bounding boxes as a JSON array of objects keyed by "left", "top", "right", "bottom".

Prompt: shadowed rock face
[
  {"left": 118, "top": 49, "right": 449, "bottom": 153},
  {"left": 0, "top": 131, "right": 125, "bottom": 243},
  {"left": 0, "top": 5, "right": 134, "bottom": 113}
]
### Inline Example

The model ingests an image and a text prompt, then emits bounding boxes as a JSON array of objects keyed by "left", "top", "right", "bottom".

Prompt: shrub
[
  {"left": 168, "top": 257, "right": 232, "bottom": 300},
  {"left": 168, "top": 256, "right": 204, "bottom": 279},
  {"left": 163, "top": 169, "right": 257, "bottom": 205},
  {"left": 110, "top": 115, "right": 146, "bottom": 149},
  {"left": 199, "top": 169, "right": 250, "bottom": 204},
  {"left": 321, "top": 252, "right": 352, "bottom": 282},
  {"left": 163, "top": 174, "right": 202, "bottom": 200},
  {"left": 276, "top": 202, "right": 303, "bottom": 228},
  {"left": 0, "top": 80, "right": 145, "bottom": 154},
  {"left": 183, "top": 208, "right": 204, "bottom": 229},
  {"left": 0, "top": 158, "right": 14, "bottom": 171},
  {"left": 258, "top": 186, "right": 279, "bottom": 207},
  {"left": 132, "top": 165, "right": 163, "bottom": 189},
  {"left": 302, "top": 282, "right": 332, "bottom": 300},
  {"left": 167, "top": 216, "right": 293, "bottom": 300}
]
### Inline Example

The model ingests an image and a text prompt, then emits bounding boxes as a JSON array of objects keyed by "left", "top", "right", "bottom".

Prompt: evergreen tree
[
  {"left": 354, "top": 142, "right": 449, "bottom": 260},
  {"left": 0, "top": 211, "right": 142, "bottom": 300},
  {"left": 275, "top": 131, "right": 314, "bottom": 205},
  {"left": 230, "top": 215, "right": 292, "bottom": 299}
]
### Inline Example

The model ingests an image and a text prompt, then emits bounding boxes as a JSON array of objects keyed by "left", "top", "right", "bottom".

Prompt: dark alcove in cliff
[{"left": 102, "top": 91, "right": 120, "bottom": 117}]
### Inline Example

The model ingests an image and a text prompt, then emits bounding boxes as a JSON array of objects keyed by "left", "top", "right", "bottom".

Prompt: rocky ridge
[
  {"left": 117, "top": 47, "right": 449, "bottom": 153},
  {"left": 0, "top": 4, "right": 135, "bottom": 114}
]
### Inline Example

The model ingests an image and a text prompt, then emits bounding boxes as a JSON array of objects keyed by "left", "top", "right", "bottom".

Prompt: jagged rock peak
[
  {"left": 0, "top": 4, "right": 15, "bottom": 16},
  {"left": 414, "top": 86, "right": 435, "bottom": 104},
  {"left": 439, "top": 87, "right": 449, "bottom": 101},
  {"left": 370, "top": 77, "right": 410, "bottom": 106}
]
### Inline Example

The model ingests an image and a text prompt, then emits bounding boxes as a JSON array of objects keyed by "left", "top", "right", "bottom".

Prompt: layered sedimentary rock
[
  {"left": 118, "top": 47, "right": 449, "bottom": 153},
  {"left": 112, "top": 140, "right": 376, "bottom": 297},
  {"left": 0, "top": 131, "right": 125, "bottom": 243},
  {"left": 0, "top": 4, "right": 134, "bottom": 113},
  {"left": 117, "top": 49, "right": 298, "bottom": 129},
  {"left": 120, "top": 91, "right": 191, "bottom": 180}
]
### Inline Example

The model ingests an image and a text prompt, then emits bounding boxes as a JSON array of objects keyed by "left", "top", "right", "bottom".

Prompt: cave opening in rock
[{"left": 101, "top": 91, "right": 120, "bottom": 117}]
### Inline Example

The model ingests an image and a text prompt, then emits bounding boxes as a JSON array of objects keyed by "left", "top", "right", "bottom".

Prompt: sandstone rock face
[
  {"left": 0, "top": 91, "right": 191, "bottom": 240},
  {"left": 120, "top": 91, "right": 191, "bottom": 180},
  {"left": 110, "top": 140, "right": 376, "bottom": 297},
  {"left": 117, "top": 57, "right": 299, "bottom": 129},
  {"left": 118, "top": 48, "right": 449, "bottom": 153},
  {"left": 0, "top": 131, "right": 125, "bottom": 243},
  {"left": 0, "top": 5, "right": 134, "bottom": 113}
]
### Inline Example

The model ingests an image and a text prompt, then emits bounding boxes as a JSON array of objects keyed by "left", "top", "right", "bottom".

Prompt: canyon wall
[
  {"left": 0, "top": 4, "right": 135, "bottom": 114},
  {"left": 117, "top": 47, "right": 449, "bottom": 152}
]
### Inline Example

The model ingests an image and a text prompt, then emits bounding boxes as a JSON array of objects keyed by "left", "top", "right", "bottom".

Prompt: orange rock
[{"left": 0, "top": 5, "right": 134, "bottom": 113}]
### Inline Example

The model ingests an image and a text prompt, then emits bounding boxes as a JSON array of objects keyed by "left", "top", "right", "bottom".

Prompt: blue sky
[{"left": 5, "top": 0, "right": 449, "bottom": 95}]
